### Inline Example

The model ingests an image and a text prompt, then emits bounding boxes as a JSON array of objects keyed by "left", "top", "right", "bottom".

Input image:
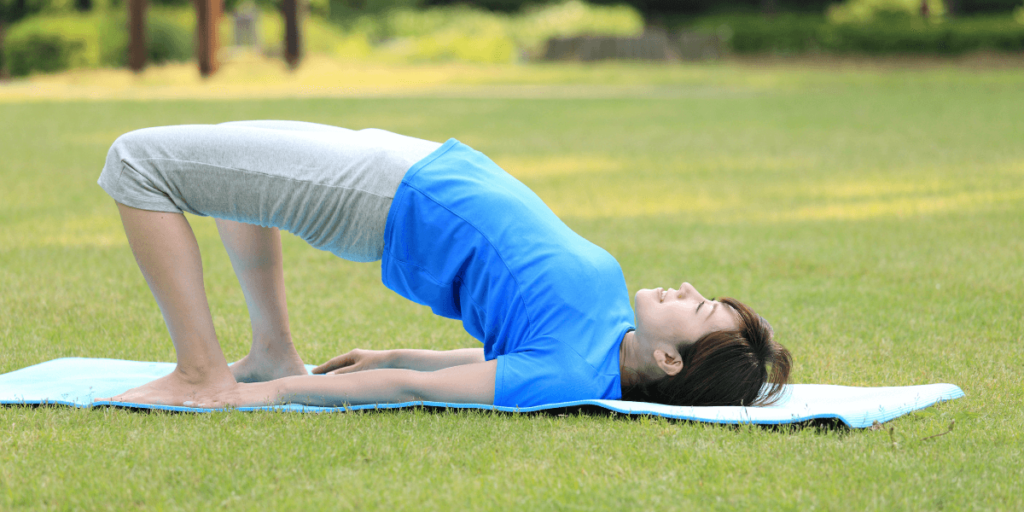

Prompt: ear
[{"left": 652, "top": 349, "right": 683, "bottom": 377}]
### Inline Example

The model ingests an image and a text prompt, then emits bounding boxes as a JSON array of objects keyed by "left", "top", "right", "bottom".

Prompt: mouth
[{"left": 659, "top": 288, "right": 666, "bottom": 302}]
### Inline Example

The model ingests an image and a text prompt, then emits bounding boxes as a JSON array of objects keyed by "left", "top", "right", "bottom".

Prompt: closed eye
[{"left": 696, "top": 300, "right": 705, "bottom": 313}]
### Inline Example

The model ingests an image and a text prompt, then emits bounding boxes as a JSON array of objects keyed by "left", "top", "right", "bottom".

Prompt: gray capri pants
[{"left": 97, "top": 121, "right": 442, "bottom": 262}]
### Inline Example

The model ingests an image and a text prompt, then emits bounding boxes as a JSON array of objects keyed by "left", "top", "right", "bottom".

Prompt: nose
[{"left": 679, "top": 282, "right": 705, "bottom": 301}]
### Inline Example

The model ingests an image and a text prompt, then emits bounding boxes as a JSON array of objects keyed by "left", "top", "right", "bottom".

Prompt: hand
[
  {"left": 182, "top": 381, "right": 284, "bottom": 409},
  {"left": 313, "top": 349, "right": 392, "bottom": 375},
  {"left": 232, "top": 381, "right": 287, "bottom": 408}
]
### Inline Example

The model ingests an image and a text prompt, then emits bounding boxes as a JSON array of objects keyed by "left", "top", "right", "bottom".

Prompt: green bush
[
  {"left": 513, "top": 0, "right": 644, "bottom": 55},
  {"left": 3, "top": 14, "right": 99, "bottom": 76},
  {"left": 694, "top": 13, "right": 1024, "bottom": 55},
  {"left": 3, "top": 8, "right": 192, "bottom": 76},
  {"left": 238, "top": 7, "right": 359, "bottom": 56},
  {"left": 331, "top": 0, "right": 644, "bottom": 62},
  {"left": 4, "top": 31, "right": 85, "bottom": 75},
  {"left": 327, "top": 0, "right": 423, "bottom": 23},
  {"left": 100, "top": 8, "right": 193, "bottom": 66},
  {"left": 823, "top": 21, "right": 949, "bottom": 53},
  {"left": 827, "top": 0, "right": 947, "bottom": 24},
  {"left": 825, "top": 17, "right": 1024, "bottom": 53},
  {"left": 141, "top": 9, "right": 193, "bottom": 63},
  {"left": 97, "top": 15, "right": 130, "bottom": 65},
  {"left": 147, "top": 12, "right": 193, "bottom": 62},
  {"left": 695, "top": 14, "right": 824, "bottom": 54}
]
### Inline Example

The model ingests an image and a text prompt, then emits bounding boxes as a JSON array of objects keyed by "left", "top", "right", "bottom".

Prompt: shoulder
[{"left": 493, "top": 346, "right": 622, "bottom": 408}]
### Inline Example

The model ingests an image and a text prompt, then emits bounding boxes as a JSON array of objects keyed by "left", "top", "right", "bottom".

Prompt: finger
[
  {"left": 328, "top": 363, "right": 361, "bottom": 375},
  {"left": 313, "top": 354, "right": 351, "bottom": 374},
  {"left": 311, "top": 360, "right": 333, "bottom": 374}
]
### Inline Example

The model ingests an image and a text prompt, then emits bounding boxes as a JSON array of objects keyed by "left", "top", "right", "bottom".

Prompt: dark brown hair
[{"left": 622, "top": 297, "right": 792, "bottom": 407}]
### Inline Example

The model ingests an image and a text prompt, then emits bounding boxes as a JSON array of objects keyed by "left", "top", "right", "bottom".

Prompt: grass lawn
[{"left": 1, "top": 60, "right": 1022, "bottom": 510}]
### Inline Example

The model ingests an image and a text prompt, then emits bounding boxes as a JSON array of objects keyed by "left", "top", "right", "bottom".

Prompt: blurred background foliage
[
  {"left": 2, "top": 0, "right": 1024, "bottom": 77},
  {"left": 1, "top": 7, "right": 193, "bottom": 76}
]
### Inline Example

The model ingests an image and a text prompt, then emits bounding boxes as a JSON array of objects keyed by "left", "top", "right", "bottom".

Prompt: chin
[
  {"left": 634, "top": 290, "right": 651, "bottom": 309},
  {"left": 638, "top": 288, "right": 659, "bottom": 304}
]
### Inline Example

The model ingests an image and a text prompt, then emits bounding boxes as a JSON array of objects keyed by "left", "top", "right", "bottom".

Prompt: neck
[{"left": 619, "top": 330, "right": 640, "bottom": 388}]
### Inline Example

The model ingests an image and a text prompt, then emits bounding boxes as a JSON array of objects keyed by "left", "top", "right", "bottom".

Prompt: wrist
[
  {"left": 382, "top": 349, "right": 404, "bottom": 369},
  {"left": 239, "top": 380, "right": 285, "bottom": 406}
]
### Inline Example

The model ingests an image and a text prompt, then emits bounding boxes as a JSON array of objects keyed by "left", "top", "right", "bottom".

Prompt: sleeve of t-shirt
[{"left": 494, "top": 349, "right": 602, "bottom": 408}]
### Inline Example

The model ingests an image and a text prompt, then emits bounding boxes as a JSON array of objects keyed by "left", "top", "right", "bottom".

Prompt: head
[{"left": 621, "top": 282, "right": 791, "bottom": 407}]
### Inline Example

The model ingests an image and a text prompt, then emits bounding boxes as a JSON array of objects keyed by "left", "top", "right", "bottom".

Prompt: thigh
[
  {"left": 217, "top": 119, "right": 357, "bottom": 134},
  {"left": 98, "top": 123, "right": 427, "bottom": 261}
]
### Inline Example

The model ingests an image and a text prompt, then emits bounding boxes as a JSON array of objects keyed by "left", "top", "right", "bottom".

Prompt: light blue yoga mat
[{"left": 0, "top": 358, "right": 964, "bottom": 428}]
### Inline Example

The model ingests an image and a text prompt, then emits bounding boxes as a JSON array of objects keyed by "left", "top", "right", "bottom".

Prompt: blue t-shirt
[{"left": 381, "top": 139, "right": 636, "bottom": 407}]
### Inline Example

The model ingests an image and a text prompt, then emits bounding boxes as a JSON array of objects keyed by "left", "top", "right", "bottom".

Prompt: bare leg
[
  {"left": 215, "top": 218, "right": 306, "bottom": 382},
  {"left": 102, "top": 203, "right": 238, "bottom": 405}
]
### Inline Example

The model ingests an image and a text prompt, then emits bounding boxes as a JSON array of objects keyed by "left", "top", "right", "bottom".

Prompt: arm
[
  {"left": 389, "top": 348, "right": 486, "bottom": 371},
  {"left": 226, "top": 359, "right": 497, "bottom": 407},
  {"left": 313, "top": 348, "right": 485, "bottom": 374}
]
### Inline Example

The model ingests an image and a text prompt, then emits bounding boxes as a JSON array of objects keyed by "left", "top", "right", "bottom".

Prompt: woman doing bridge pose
[{"left": 96, "top": 121, "right": 791, "bottom": 409}]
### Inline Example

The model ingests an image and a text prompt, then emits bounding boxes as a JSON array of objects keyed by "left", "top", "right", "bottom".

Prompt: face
[{"left": 634, "top": 282, "right": 742, "bottom": 351}]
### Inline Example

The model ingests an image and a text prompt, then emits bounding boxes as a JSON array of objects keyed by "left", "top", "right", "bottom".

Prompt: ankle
[
  {"left": 248, "top": 335, "right": 299, "bottom": 359},
  {"left": 172, "top": 363, "right": 236, "bottom": 385}
]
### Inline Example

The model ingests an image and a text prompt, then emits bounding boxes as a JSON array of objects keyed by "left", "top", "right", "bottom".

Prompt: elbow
[{"left": 402, "top": 372, "right": 438, "bottom": 403}]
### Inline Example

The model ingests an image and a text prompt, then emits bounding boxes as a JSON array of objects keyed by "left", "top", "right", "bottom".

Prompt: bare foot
[
  {"left": 230, "top": 345, "right": 307, "bottom": 383},
  {"left": 97, "top": 367, "right": 238, "bottom": 408}
]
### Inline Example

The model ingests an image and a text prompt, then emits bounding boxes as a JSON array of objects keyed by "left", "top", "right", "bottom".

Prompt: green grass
[{"left": 2, "top": 63, "right": 1023, "bottom": 510}]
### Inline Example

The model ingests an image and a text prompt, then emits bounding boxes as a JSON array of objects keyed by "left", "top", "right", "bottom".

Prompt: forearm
[
  {"left": 386, "top": 348, "right": 485, "bottom": 371},
  {"left": 242, "top": 370, "right": 417, "bottom": 407}
]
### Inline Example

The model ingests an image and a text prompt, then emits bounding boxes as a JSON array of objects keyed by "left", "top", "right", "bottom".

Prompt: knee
[
  {"left": 106, "top": 128, "right": 153, "bottom": 162},
  {"left": 101, "top": 127, "right": 171, "bottom": 179},
  {"left": 98, "top": 133, "right": 136, "bottom": 199},
  {"left": 97, "top": 128, "right": 185, "bottom": 213},
  {"left": 99, "top": 127, "right": 167, "bottom": 190},
  {"left": 102, "top": 130, "right": 136, "bottom": 173}
]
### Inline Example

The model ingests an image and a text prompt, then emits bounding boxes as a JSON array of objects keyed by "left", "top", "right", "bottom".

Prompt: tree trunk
[
  {"left": 195, "top": 0, "right": 221, "bottom": 77},
  {"left": 128, "top": 0, "right": 147, "bottom": 72},
  {"left": 944, "top": 0, "right": 959, "bottom": 17},
  {"left": 282, "top": 0, "right": 301, "bottom": 70}
]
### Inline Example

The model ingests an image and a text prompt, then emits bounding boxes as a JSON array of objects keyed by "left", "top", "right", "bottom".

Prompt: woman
[{"left": 96, "top": 120, "right": 791, "bottom": 409}]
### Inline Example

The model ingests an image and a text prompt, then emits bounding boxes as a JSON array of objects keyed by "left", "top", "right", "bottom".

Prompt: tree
[
  {"left": 248, "top": 0, "right": 304, "bottom": 69},
  {"left": 195, "top": 0, "right": 220, "bottom": 76},
  {"left": 128, "top": 0, "right": 145, "bottom": 71},
  {"left": 281, "top": 0, "right": 299, "bottom": 68},
  {"left": 0, "top": 0, "right": 48, "bottom": 78}
]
